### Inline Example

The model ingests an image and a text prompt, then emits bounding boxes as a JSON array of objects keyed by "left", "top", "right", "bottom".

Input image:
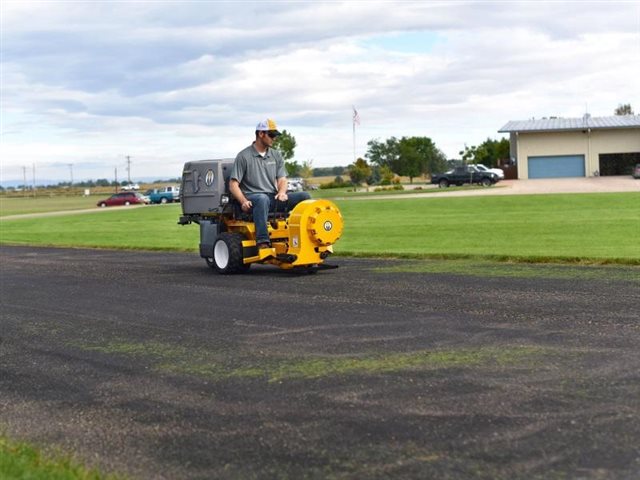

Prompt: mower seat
[{"left": 230, "top": 198, "right": 289, "bottom": 222}]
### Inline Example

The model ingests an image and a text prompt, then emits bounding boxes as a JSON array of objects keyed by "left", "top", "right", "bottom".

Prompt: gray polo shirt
[{"left": 230, "top": 143, "right": 287, "bottom": 194}]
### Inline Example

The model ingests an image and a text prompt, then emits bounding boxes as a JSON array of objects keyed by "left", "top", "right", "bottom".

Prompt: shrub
[
  {"left": 319, "top": 176, "right": 347, "bottom": 189},
  {"left": 373, "top": 185, "right": 405, "bottom": 192}
]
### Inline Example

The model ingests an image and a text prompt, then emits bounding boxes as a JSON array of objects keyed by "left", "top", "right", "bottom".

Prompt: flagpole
[
  {"left": 353, "top": 118, "right": 356, "bottom": 163},
  {"left": 352, "top": 105, "right": 359, "bottom": 163}
]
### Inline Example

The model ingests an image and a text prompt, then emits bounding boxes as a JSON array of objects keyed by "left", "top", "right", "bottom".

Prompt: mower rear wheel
[
  {"left": 211, "top": 232, "right": 247, "bottom": 274},
  {"left": 205, "top": 255, "right": 250, "bottom": 272}
]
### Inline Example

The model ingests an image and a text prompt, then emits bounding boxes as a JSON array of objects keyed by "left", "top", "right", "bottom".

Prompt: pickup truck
[
  {"left": 146, "top": 186, "right": 180, "bottom": 204},
  {"left": 431, "top": 165, "right": 499, "bottom": 188}
]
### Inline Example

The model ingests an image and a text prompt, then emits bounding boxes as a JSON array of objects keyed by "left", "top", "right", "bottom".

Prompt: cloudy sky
[{"left": 1, "top": 0, "right": 639, "bottom": 183}]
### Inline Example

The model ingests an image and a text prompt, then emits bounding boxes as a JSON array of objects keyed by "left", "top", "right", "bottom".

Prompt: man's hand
[
  {"left": 229, "top": 180, "right": 252, "bottom": 212},
  {"left": 275, "top": 192, "right": 288, "bottom": 202}
]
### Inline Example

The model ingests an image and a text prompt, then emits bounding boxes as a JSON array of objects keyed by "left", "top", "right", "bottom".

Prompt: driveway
[
  {"left": 1, "top": 245, "right": 639, "bottom": 479},
  {"left": 379, "top": 175, "right": 639, "bottom": 199}
]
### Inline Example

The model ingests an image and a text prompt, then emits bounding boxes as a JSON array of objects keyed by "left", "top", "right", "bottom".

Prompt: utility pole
[
  {"left": 32, "top": 163, "right": 36, "bottom": 198},
  {"left": 22, "top": 166, "right": 27, "bottom": 197},
  {"left": 68, "top": 163, "right": 74, "bottom": 187},
  {"left": 115, "top": 167, "right": 118, "bottom": 193},
  {"left": 125, "top": 155, "right": 132, "bottom": 183}
]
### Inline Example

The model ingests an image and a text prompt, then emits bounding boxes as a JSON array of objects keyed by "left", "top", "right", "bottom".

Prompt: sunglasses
[{"left": 266, "top": 131, "right": 279, "bottom": 139}]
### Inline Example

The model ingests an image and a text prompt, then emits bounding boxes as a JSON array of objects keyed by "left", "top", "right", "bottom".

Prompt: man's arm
[
  {"left": 275, "top": 177, "right": 288, "bottom": 202},
  {"left": 229, "top": 179, "right": 252, "bottom": 212}
]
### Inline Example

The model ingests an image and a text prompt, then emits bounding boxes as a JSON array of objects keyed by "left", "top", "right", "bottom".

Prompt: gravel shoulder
[{"left": 1, "top": 246, "right": 639, "bottom": 479}]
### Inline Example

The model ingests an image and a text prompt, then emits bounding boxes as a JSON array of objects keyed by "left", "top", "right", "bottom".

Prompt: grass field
[
  {"left": 0, "top": 183, "right": 472, "bottom": 217},
  {"left": 0, "top": 195, "right": 101, "bottom": 217},
  {"left": 337, "top": 192, "right": 640, "bottom": 263},
  {"left": 312, "top": 184, "right": 496, "bottom": 198},
  {"left": 0, "top": 435, "right": 123, "bottom": 480},
  {"left": 1, "top": 192, "right": 638, "bottom": 264},
  {"left": 0, "top": 182, "right": 179, "bottom": 217}
]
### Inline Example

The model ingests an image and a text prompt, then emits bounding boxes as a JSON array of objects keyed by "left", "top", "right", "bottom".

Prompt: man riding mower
[{"left": 178, "top": 159, "right": 343, "bottom": 273}]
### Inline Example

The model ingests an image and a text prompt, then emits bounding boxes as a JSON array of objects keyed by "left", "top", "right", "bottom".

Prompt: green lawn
[
  {"left": 1, "top": 193, "right": 638, "bottom": 264},
  {"left": 337, "top": 192, "right": 640, "bottom": 263},
  {"left": 0, "top": 195, "right": 101, "bottom": 217},
  {"left": 0, "top": 435, "right": 124, "bottom": 480},
  {"left": 311, "top": 184, "right": 492, "bottom": 198}
]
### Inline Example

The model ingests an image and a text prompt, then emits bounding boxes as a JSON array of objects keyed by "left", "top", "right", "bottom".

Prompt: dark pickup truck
[{"left": 431, "top": 165, "right": 500, "bottom": 188}]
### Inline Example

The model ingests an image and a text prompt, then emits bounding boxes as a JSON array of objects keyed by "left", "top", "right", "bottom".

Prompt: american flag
[{"left": 352, "top": 106, "right": 360, "bottom": 126}]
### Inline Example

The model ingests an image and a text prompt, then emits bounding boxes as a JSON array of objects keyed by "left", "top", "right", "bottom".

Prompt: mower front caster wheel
[{"left": 208, "top": 232, "right": 249, "bottom": 274}]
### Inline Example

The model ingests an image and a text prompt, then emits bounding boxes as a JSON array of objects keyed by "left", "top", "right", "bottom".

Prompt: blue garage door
[{"left": 528, "top": 155, "right": 585, "bottom": 178}]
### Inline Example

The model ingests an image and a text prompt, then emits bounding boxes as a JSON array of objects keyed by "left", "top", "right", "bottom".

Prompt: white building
[{"left": 499, "top": 115, "right": 640, "bottom": 179}]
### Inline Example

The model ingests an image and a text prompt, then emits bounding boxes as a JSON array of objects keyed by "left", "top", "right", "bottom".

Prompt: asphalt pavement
[{"left": 1, "top": 246, "right": 639, "bottom": 479}]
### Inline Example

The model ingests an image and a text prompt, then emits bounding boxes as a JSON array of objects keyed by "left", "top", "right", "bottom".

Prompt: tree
[
  {"left": 272, "top": 129, "right": 299, "bottom": 176},
  {"left": 366, "top": 136, "right": 447, "bottom": 181},
  {"left": 348, "top": 157, "right": 372, "bottom": 186},
  {"left": 366, "top": 137, "right": 400, "bottom": 170},
  {"left": 459, "top": 138, "right": 510, "bottom": 167},
  {"left": 398, "top": 140, "right": 423, "bottom": 183},
  {"left": 398, "top": 136, "right": 447, "bottom": 182},
  {"left": 300, "top": 159, "right": 313, "bottom": 183},
  {"left": 379, "top": 165, "right": 395, "bottom": 185},
  {"left": 285, "top": 160, "right": 301, "bottom": 177},
  {"left": 614, "top": 104, "right": 634, "bottom": 115},
  {"left": 272, "top": 129, "right": 296, "bottom": 160},
  {"left": 312, "top": 166, "right": 346, "bottom": 177}
]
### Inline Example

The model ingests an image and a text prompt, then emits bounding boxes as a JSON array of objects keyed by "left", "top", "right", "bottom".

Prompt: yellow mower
[{"left": 178, "top": 159, "right": 343, "bottom": 273}]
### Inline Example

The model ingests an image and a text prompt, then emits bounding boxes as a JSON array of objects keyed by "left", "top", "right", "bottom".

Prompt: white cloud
[{"left": 1, "top": 0, "right": 639, "bottom": 182}]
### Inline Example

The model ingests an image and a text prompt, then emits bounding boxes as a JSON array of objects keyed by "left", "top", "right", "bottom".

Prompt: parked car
[
  {"left": 97, "top": 192, "right": 148, "bottom": 207},
  {"left": 474, "top": 164, "right": 505, "bottom": 179},
  {"left": 121, "top": 183, "right": 140, "bottom": 191},
  {"left": 146, "top": 186, "right": 180, "bottom": 204},
  {"left": 287, "top": 179, "right": 304, "bottom": 192},
  {"left": 633, "top": 163, "right": 640, "bottom": 179},
  {"left": 431, "top": 165, "right": 499, "bottom": 188}
]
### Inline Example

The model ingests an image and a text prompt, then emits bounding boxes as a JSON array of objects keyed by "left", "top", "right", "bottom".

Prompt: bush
[
  {"left": 373, "top": 185, "right": 405, "bottom": 192},
  {"left": 319, "top": 176, "right": 347, "bottom": 189}
]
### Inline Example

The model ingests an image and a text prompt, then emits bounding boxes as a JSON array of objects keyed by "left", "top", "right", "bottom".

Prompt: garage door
[{"left": 528, "top": 155, "right": 585, "bottom": 178}]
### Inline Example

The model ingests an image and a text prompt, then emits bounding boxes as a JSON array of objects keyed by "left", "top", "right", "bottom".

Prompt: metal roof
[{"left": 499, "top": 115, "right": 640, "bottom": 133}]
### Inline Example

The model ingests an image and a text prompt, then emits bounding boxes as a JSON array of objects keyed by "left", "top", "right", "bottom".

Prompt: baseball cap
[{"left": 255, "top": 118, "right": 281, "bottom": 136}]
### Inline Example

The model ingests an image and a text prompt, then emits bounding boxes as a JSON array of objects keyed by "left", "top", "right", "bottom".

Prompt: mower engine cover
[{"left": 180, "top": 158, "right": 234, "bottom": 215}]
